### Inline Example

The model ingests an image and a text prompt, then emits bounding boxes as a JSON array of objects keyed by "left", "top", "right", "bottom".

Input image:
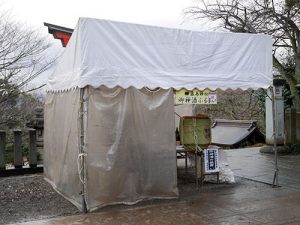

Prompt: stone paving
[{"left": 11, "top": 147, "right": 300, "bottom": 225}]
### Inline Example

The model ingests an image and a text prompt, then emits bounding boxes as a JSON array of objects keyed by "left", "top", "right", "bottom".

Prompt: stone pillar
[
  {"left": 0, "top": 131, "right": 6, "bottom": 170},
  {"left": 285, "top": 108, "right": 297, "bottom": 145},
  {"left": 28, "top": 129, "right": 37, "bottom": 168},
  {"left": 13, "top": 129, "right": 23, "bottom": 168},
  {"left": 265, "top": 86, "right": 285, "bottom": 145},
  {"left": 297, "top": 112, "right": 300, "bottom": 143}
]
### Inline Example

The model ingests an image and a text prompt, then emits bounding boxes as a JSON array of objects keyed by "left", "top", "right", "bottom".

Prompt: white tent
[{"left": 44, "top": 17, "right": 272, "bottom": 212}]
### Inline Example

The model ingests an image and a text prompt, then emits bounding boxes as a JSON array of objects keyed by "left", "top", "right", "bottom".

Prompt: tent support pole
[
  {"left": 271, "top": 86, "right": 279, "bottom": 187},
  {"left": 80, "top": 88, "right": 88, "bottom": 213}
]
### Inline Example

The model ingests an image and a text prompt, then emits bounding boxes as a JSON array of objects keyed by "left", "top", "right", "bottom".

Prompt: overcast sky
[
  {"left": 1, "top": 0, "right": 212, "bottom": 91},
  {"left": 1, "top": 0, "right": 210, "bottom": 30}
]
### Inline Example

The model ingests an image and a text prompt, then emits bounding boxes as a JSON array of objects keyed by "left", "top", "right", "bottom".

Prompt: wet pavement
[
  {"left": 227, "top": 147, "right": 300, "bottom": 190},
  {"left": 11, "top": 147, "right": 300, "bottom": 225}
]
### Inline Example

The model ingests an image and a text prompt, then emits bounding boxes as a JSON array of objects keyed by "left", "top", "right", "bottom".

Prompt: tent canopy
[
  {"left": 44, "top": 18, "right": 274, "bottom": 211},
  {"left": 47, "top": 18, "right": 272, "bottom": 92}
]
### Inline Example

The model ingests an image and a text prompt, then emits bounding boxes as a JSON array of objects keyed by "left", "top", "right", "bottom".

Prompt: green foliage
[
  {"left": 5, "top": 143, "right": 13, "bottom": 164},
  {"left": 279, "top": 52, "right": 296, "bottom": 109},
  {"left": 0, "top": 93, "right": 43, "bottom": 130},
  {"left": 4, "top": 143, "right": 29, "bottom": 164},
  {"left": 254, "top": 89, "right": 267, "bottom": 117},
  {"left": 291, "top": 143, "right": 300, "bottom": 154},
  {"left": 283, "top": 83, "right": 294, "bottom": 109},
  {"left": 285, "top": 0, "right": 300, "bottom": 8}
]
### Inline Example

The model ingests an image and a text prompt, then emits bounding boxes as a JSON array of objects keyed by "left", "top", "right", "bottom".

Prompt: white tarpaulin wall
[
  {"left": 85, "top": 87, "right": 177, "bottom": 210},
  {"left": 44, "top": 87, "right": 178, "bottom": 211},
  {"left": 44, "top": 89, "right": 82, "bottom": 208},
  {"left": 45, "top": 18, "right": 273, "bottom": 211}
]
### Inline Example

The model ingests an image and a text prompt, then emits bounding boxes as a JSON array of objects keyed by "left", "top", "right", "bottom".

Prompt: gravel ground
[{"left": 0, "top": 174, "right": 79, "bottom": 225}]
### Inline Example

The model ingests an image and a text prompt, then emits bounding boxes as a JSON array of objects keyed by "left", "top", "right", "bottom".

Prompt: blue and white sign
[{"left": 204, "top": 149, "right": 219, "bottom": 173}]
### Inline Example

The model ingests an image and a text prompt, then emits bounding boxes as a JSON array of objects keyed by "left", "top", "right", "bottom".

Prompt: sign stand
[{"left": 199, "top": 148, "right": 220, "bottom": 186}]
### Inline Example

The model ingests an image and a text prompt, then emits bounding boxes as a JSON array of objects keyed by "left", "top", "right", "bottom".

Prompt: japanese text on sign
[
  {"left": 175, "top": 89, "right": 217, "bottom": 105},
  {"left": 204, "top": 149, "right": 219, "bottom": 173}
]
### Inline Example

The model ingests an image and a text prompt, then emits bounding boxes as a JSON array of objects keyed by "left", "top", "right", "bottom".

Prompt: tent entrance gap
[{"left": 79, "top": 88, "right": 88, "bottom": 212}]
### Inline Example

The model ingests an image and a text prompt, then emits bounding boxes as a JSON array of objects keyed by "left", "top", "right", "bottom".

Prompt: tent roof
[{"left": 47, "top": 18, "right": 272, "bottom": 91}]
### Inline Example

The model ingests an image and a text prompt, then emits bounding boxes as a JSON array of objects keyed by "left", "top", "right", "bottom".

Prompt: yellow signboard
[{"left": 175, "top": 89, "right": 217, "bottom": 105}]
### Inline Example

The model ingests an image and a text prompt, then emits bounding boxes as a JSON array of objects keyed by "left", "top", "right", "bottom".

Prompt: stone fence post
[
  {"left": 28, "top": 129, "right": 37, "bottom": 168},
  {"left": 13, "top": 129, "right": 23, "bottom": 169},
  {"left": 0, "top": 131, "right": 5, "bottom": 170}
]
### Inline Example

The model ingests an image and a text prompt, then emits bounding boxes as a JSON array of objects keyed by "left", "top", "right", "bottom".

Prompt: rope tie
[{"left": 77, "top": 153, "right": 87, "bottom": 184}]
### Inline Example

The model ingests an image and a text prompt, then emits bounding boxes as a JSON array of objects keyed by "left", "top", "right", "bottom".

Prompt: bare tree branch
[
  {"left": 0, "top": 12, "right": 55, "bottom": 126},
  {"left": 184, "top": 0, "right": 300, "bottom": 110}
]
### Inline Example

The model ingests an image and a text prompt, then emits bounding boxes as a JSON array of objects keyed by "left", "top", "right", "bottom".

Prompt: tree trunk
[{"left": 294, "top": 54, "right": 300, "bottom": 111}]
